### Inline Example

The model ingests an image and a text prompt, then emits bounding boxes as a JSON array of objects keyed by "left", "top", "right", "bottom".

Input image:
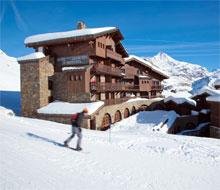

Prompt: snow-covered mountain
[
  {"left": 0, "top": 49, "right": 20, "bottom": 91},
  {"left": 145, "top": 52, "right": 211, "bottom": 97}
]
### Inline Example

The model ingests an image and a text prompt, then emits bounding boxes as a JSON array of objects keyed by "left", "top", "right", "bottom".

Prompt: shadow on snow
[{"left": 27, "top": 133, "right": 64, "bottom": 147}]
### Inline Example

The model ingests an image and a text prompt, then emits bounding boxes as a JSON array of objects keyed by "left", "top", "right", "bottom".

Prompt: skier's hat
[{"left": 83, "top": 107, "right": 88, "bottom": 113}]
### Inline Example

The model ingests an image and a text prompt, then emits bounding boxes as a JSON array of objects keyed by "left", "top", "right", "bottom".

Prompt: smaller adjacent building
[
  {"left": 123, "top": 55, "right": 169, "bottom": 98},
  {"left": 207, "top": 95, "right": 220, "bottom": 138}
]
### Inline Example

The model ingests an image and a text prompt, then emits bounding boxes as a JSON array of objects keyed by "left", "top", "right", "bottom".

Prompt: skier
[{"left": 64, "top": 108, "right": 88, "bottom": 150}]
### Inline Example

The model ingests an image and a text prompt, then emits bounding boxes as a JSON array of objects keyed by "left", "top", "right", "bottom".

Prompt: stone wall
[
  {"left": 36, "top": 99, "right": 162, "bottom": 130},
  {"left": 93, "top": 98, "right": 161, "bottom": 130}
]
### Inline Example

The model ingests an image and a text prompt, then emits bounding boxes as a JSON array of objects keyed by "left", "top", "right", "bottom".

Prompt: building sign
[{"left": 57, "top": 55, "right": 89, "bottom": 66}]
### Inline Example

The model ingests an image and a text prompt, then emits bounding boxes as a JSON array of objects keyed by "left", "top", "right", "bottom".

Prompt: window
[
  {"left": 69, "top": 75, "right": 74, "bottom": 81},
  {"left": 48, "top": 80, "right": 53, "bottom": 90},
  {"left": 75, "top": 75, "right": 79, "bottom": 80},
  {"left": 79, "top": 75, "right": 83, "bottom": 80}
]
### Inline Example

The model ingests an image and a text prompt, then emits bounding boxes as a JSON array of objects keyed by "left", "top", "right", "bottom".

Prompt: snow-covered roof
[
  {"left": 62, "top": 66, "right": 87, "bottom": 71},
  {"left": 37, "top": 101, "right": 104, "bottom": 115},
  {"left": 124, "top": 55, "right": 169, "bottom": 79},
  {"left": 126, "top": 97, "right": 148, "bottom": 103},
  {"left": 17, "top": 52, "right": 45, "bottom": 62},
  {"left": 138, "top": 75, "right": 149, "bottom": 79},
  {"left": 25, "top": 27, "right": 117, "bottom": 45},
  {"left": 206, "top": 95, "right": 220, "bottom": 102},
  {"left": 164, "top": 95, "right": 196, "bottom": 106},
  {"left": 191, "top": 86, "right": 220, "bottom": 97},
  {"left": 214, "top": 79, "right": 220, "bottom": 86}
]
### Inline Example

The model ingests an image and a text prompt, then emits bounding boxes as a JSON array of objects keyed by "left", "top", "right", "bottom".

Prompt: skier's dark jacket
[{"left": 71, "top": 112, "right": 84, "bottom": 128}]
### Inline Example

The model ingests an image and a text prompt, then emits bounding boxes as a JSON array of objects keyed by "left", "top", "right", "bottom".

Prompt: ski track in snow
[{"left": 1, "top": 113, "right": 220, "bottom": 190}]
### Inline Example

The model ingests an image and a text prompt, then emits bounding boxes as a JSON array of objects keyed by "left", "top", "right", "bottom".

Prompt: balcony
[
  {"left": 90, "top": 82, "right": 124, "bottom": 92},
  {"left": 151, "top": 85, "right": 163, "bottom": 91},
  {"left": 91, "top": 64, "right": 123, "bottom": 77},
  {"left": 124, "top": 84, "right": 140, "bottom": 91},
  {"left": 106, "top": 49, "right": 124, "bottom": 64}
]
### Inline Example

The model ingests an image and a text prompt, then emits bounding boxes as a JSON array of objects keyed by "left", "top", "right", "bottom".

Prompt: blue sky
[{"left": 1, "top": 0, "right": 219, "bottom": 71}]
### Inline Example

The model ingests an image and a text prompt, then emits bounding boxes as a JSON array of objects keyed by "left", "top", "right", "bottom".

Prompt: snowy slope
[
  {"left": 145, "top": 52, "right": 210, "bottom": 97},
  {"left": 0, "top": 49, "right": 20, "bottom": 91},
  {"left": 0, "top": 50, "right": 21, "bottom": 115},
  {"left": 1, "top": 111, "right": 220, "bottom": 190}
]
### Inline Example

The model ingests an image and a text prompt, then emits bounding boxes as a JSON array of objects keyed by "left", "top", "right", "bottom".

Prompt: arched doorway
[
  {"left": 131, "top": 106, "right": 136, "bottom": 115},
  {"left": 124, "top": 108, "right": 130, "bottom": 118},
  {"left": 114, "top": 110, "right": 122, "bottom": 123},
  {"left": 139, "top": 104, "right": 147, "bottom": 111},
  {"left": 101, "top": 113, "right": 111, "bottom": 130}
]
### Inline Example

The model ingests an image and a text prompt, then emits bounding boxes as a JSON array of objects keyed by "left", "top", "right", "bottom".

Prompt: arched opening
[
  {"left": 139, "top": 104, "right": 147, "bottom": 111},
  {"left": 114, "top": 110, "right": 122, "bottom": 123},
  {"left": 124, "top": 108, "right": 130, "bottom": 118},
  {"left": 101, "top": 113, "right": 111, "bottom": 130},
  {"left": 131, "top": 106, "right": 136, "bottom": 115}
]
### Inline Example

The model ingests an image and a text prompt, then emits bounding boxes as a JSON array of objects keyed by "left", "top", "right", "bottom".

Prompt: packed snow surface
[
  {"left": 164, "top": 95, "right": 196, "bottom": 106},
  {"left": 1, "top": 111, "right": 220, "bottom": 190},
  {"left": 0, "top": 50, "right": 20, "bottom": 91},
  {"left": 17, "top": 52, "right": 45, "bottom": 61},
  {"left": 37, "top": 101, "right": 104, "bottom": 115},
  {"left": 25, "top": 27, "right": 116, "bottom": 45}
]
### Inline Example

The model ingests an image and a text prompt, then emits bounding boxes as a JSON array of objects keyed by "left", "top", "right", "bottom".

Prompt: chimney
[{"left": 77, "top": 21, "right": 86, "bottom": 30}]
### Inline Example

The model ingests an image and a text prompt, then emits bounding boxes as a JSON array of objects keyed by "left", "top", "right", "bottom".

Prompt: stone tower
[{"left": 18, "top": 54, "right": 54, "bottom": 117}]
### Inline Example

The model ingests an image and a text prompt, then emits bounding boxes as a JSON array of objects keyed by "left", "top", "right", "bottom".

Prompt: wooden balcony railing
[
  {"left": 124, "top": 84, "right": 140, "bottom": 91},
  {"left": 151, "top": 85, "right": 162, "bottom": 90},
  {"left": 90, "top": 82, "right": 125, "bottom": 92},
  {"left": 91, "top": 64, "right": 123, "bottom": 77},
  {"left": 106, "top": 49, "right": 124, "bottom": 63}
]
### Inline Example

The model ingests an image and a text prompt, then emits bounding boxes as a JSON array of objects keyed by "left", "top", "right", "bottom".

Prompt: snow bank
[
  {"left": 25, "top": 27, "right": 116, "bottom": 45},
  {"left": 17, "top": 52, "right": 45, "bottom": 62},
  {"left": 0, "top": 106, "right": 14, "bottom": 116},
  {"left": 200, "top": 109, "right": 210, "bottom": 114},
  {"left": 164, "top": 95, "right": 196, "bottom": 106},
  {"left": 37, "top": 101, "right": 104, "bottom": 115},
  {"left": 112, "top": 110, "right": 179, "bottom": 133}
]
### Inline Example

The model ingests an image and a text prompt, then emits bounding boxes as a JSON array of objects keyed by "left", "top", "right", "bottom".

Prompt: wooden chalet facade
[{"left": 18, "top": 22, "right": 168, "bottom": 128}]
